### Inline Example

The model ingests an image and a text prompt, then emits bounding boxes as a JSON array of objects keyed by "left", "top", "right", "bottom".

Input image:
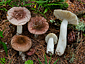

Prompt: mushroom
[
  {"left": 26, "top": 48, "right": 35, "bottom": 56},
  {"left": 11, "top": 35, "right": 32, "bottom": 60},
  {"left": 28, "top": 16, "right": 49, "bottom": 38},
  {"left": 7, "top": 7, "right": 31, "bottom": 35},
  {"left": 45, "top": 33, "right": 58, "bottom": 55},
  {"left": 54, "top": 9, "right": 78, "bottom": 56}
]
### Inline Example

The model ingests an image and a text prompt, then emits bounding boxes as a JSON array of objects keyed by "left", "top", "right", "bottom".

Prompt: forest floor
[{"left": 0, "top": 0, "right": 85, "bottom": 64}]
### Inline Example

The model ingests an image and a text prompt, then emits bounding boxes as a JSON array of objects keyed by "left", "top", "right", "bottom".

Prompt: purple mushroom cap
[
  {"left": 7, "top": 7, "right": 31, "bottom": 25},
  {"left": 28, "top": 16, "right": 49, "bottom": 35}
]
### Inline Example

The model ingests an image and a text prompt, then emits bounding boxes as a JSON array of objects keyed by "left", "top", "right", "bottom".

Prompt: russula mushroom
[
  {"left": 28, "top": 16, "right": 49, "bottom": 38},
  {"left": 54, "top": 9, "right": 78, "bottom": 56},
  {"left": 26, "top": 48, "right": 35, "bottom": 56},
  {"left": 7, "top": 7, "right": 31, "bottom": 35},
  {"left": 11, "top": 35, "right": 32, "bottom": 60},
  {"left": 45, "top": 33, "right": 58, "bottom": 55}
]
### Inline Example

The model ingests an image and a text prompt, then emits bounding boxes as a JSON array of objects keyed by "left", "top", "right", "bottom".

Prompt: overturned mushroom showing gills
[
  {"left": 45, "top": 33, "right": 58, "bottom": 55},
  {"left": 7, "top": 7, "right": 31, "bottom": 35},
  {"left": 28, "top": 16, "right": 49, "bottom": 38},
  {"left": 54, "top": 9, "right": 78, "bottom": 56},
  {"left": 11, "top": 35, "right": 32, "bottom": 60}
]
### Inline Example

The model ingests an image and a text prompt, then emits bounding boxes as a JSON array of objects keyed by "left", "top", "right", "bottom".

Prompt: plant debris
[{"left": 0, "top": 0, "right": 85, "bottom": 64}]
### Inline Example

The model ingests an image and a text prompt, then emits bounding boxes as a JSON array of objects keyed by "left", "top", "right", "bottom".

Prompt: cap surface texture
[
  {"left": 28, "top": 16, "right": 49, "bottom": 35},
  {"left": 11, "top": 35, "right": 32, "bottom": 52},
  {"left": 7, "top": 7, "right": 31, "bottom": 25}
]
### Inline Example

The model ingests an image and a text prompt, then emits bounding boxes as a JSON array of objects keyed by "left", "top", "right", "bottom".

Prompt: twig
[
  {"left": 80, "top": 31, "right": 83, "bottom": 42},
  {"left": 77, "top": 32, "right": 80, "bottom": 43}
]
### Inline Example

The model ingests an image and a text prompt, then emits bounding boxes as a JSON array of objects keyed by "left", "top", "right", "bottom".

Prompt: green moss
[{"left": 76, "top": 19, "right": 85, "bottom": 32}]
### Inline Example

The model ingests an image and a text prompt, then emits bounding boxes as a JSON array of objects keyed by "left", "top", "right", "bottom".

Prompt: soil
[{"left": 0, "top": 0, "right": 85, "bottom": 64}]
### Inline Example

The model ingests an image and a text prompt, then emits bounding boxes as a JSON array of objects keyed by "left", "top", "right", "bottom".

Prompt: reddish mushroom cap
[
  {"left": 11, "top": 35, "right": 32, "bottom": 52},
  {"left": 28, "top": 16, "right": 49, "bottom": 35},
  {"left": 7, "top": 7, "right": 31, "bottom": 25},
  {"left": 26, "top": 48, "right": 35, "bottom": 56}
]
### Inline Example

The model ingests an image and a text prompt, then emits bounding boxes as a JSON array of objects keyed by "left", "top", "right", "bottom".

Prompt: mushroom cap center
[
  {"left": 16, "top": 37, "right": 26, "bottom": 44},
  {"left": 13, "top": 10, "right": 26, "bottom": 20},
  {"left": 32, "top": 21, "right": 45, "bottom": 30}
]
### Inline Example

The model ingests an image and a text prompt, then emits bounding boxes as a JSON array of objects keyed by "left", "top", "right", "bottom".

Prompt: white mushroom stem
[
  {"left": 55, "top": 19, "right": 68, "bottom": 56},
  {"left": 16, "top": 25, "right": 22, "bottom": 35},
  {"left": 16, "top": 26, "right": 26, "bottom": 61},
  {"left": 19, "top": 51, "right": 26, "bottom": 61},
  {"left": 34, "top": 34, "right": 38, "bottom": 38},
  {"left": 47, "top": 37, "right": 54, "bottom": 55}
]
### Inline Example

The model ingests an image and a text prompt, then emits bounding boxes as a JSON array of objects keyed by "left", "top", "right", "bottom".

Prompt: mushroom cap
[
  {"left": 11, "top": 35, "right": 32, "bottom": 52},
  {"left": 45, "top": 33, "right": 58, "bottom": 44},
  {"left": 54, "top": 9, "right": 78, "bottom": 25},
  {"left": 28, "top": 16, "right": 49, "bottom": 35},
  {"left": 7, "top": 7, "right": 31, "bottom": 25}
]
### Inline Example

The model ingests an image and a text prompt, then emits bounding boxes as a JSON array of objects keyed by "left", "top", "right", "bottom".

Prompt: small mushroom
[
  {"left": 26, "top": 48, "right": 35, "bottom": 56},
  {"left": 7, "top": 7, "right": 31, "bottom": 35},
  {"left": 45, "top": 33, "right": 58, "bottom": 55},
  {"left": 28, "top": 16, "right": 49, "bottom": 38},
  {"left": 11, "top": 35, "right": 32, "bottom": 60},
  {"left": 54, "top": 9, "right": 78, "bottom": 56}
]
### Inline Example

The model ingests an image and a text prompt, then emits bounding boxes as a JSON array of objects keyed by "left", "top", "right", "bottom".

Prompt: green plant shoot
[
  {"left": 25, "top": 60, "right": 33, "bottom": 64},
  {"left": 0, "top": 57, "right": 6, "bottom": 64}
]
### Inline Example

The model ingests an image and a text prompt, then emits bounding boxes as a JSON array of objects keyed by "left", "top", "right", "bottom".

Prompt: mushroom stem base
[{"left": 19, "top": 51, "right": 26, "bottom": 61}]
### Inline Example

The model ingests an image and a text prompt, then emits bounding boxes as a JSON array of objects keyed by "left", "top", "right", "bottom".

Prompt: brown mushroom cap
[
  {"left": 11, "top": 35, "right": 32, "bottom": 52},
  {"left": 28, "top": 16, "right": 49, "bottom": 35},
  {"left": 7, "top": 7, "right": 31, "bottom": 25}
]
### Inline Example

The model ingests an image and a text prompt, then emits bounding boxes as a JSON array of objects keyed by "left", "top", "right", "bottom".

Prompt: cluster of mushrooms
[{"left": 7, "top": 7, "right": 78, "bottom": 60}]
